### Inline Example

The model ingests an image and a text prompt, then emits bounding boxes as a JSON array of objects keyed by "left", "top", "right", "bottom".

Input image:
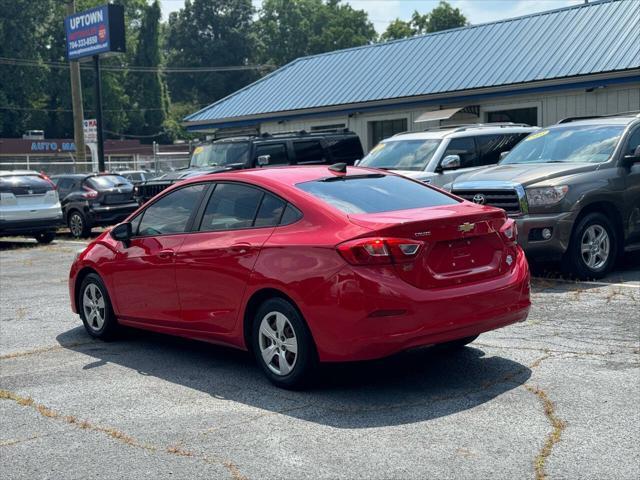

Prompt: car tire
[
  {"left": 563, "top": 212, "right": 617, "bottom": 280},
  {"left": 68, "top": 210, "right": 91, "bottom": 238},
  {"left": 78, "top": 273, "right": 120, "bottom": 340},
  {"left": 34, "top": 232, "right": 55, "bottom": 244},
  {"left": 439, "top": 335, "right": 479, "bottom": 350},
  {"left": 252, "top": 297, "right": 317, "bottom": 389}
]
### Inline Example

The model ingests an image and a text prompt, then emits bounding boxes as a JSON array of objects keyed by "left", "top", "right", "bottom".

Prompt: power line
[{"left": 0, "top": 57, "right": 276, "bottom": 73}]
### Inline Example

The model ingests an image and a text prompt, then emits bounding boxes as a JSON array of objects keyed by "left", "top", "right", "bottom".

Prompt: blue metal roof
[{"left": 185, "top": 0, "right": 640, "bottom": 127}]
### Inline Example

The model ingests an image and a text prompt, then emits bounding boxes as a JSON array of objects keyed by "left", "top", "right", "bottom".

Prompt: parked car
[
  {"left": 69, "top": 165, "right": 530, "bottom": 388},
  {"left": 134, "top": 129, "right": 364, "bottom": 202},
  {"left": 117, "top": 170, "right": 156, "bottom": 184},
  {"left": 358, "top": 123, "right": 537, "bottom": 186},
  {"left": 52, "top": 173, "right": 138, "bottom": 238},
  {"left": 0, "top": 170, "right": 63, "bottom": 243},
  {"left": 449, "top": 113, "right": 640, "bottom": 279}
]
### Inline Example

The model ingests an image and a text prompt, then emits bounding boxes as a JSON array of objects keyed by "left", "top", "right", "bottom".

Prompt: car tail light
[
  {"left": 39, "top": 173, "right": 56, "bottom": 190},
  {"left": 500, "top": 218, "right": 518, "bottom": 244},
  {"left": 82, "top": 186, "right": 99, "bottom": 199},
  {"left": 337, "top": 237, "right": 423, "bottom": 265}
]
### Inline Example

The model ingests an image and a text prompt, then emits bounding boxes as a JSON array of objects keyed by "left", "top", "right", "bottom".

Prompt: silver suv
[
  {"left": 0, "top": 170, "right": 63, "bottom": 243},
  {"left": 358, "top": 123, "right": 538, "bottom": 187}
]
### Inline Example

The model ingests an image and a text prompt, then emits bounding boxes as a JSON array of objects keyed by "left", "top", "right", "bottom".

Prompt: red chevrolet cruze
[{"left": 69, "top": 165, "right": 530, "bottom": 387}]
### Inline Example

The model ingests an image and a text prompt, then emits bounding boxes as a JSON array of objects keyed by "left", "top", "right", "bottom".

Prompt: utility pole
[
  {"left": 66, "top": 0, "right": 87, "bottom": 172},
  {"left": 93, "top": 55, "right": 105, "bottom": 172}
]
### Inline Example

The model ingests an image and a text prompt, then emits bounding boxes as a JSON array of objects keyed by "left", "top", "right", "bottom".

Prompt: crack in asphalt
[
  {"left": 0, "top": 389, "right": 248, "bottom": 480},
  {"left": 474, "top": 342, "right": 637, "bottom": 359},
  {"left": 0, "top": 341, "right": 96, "bottom": 360}
]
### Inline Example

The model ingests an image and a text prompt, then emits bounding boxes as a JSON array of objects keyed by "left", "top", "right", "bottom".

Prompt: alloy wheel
[
  {"left": 70, "top": 213, "right": 83, "bottom": 237},
  {"left": 258, "top": 311, "right": 298, "bottom": 376},
  {"left": 580, "top": 224, "right": 610, "bottom": 270},
  {"left": 82, "top": 283, "right": 106, "bottom": 331}
]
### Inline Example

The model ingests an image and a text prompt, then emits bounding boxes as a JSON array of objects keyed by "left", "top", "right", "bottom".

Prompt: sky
[{"left": 158, "top": 0, "right": 584, "bottom": 33}]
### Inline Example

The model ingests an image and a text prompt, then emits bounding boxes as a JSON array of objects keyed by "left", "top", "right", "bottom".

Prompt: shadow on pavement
[{"left": 57, "top": 325, "right": 531, "bottom": 429}]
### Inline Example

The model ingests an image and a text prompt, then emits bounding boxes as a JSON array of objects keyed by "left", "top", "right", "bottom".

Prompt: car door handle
[
  {"left": 158, "top": 249, "right": 175, "bottom": 259},
  {"left": 231, "top": 242, "right": 251, "bottom": 254}
]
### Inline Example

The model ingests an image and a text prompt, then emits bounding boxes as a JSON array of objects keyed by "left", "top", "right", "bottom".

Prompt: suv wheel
[
  {"left": 34, "top": 232, "right": 55, "bottom": 244},
  {"left": 252, "top": 298, "right": 317, "bottom": 389},
  {"left": 79, "top": 273, "right": 119, "bottom": 340},
  {"left": 563, "top": 212, "right": 617, "bottom": 280},
  {"left": 68, "top": 211, "right": 91, "bottom": 238}
]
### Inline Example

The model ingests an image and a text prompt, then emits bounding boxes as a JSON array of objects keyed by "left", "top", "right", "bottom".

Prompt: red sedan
[{"left": 69, "top": 165, "right": 530, "bottom": 388}]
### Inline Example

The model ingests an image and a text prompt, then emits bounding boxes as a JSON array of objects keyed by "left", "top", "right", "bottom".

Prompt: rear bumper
[
  {"left": 308, "top": 250, "right": 530, "bottom": 362},
  {"left": 88, "top": 203, "right": 139, "bottom": 226},
  {"left": 515, "top": 212, "right": 574, "bottom": 261},
  {"left": 0, "top": 216, "right": 63, "bottom": 235}
]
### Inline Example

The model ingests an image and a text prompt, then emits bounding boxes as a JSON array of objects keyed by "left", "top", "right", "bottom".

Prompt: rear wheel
[
  {"left": 68, "top": 210, "right": 91, "bottom": 238},
  {"left": 563, "top": 212, "right": 617, "bottom": 280},
  {"left": 79, "top": 273, "right": 119, "bottom": 340},
  {"left": 252, "top": 297, "right": 317, "bottom": 389},
  {"left": 34, "top": 231, "right": 55, "bottom": 244}
]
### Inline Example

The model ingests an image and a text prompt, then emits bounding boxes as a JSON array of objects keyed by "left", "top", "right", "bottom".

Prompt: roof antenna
[{"left": 328, "top": 163, "right": 348, "bottom": 174}]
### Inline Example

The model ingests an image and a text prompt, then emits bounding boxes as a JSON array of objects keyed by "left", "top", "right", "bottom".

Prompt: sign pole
[{"left": 93, "top": 55, "right": 106, "bottom": 172}]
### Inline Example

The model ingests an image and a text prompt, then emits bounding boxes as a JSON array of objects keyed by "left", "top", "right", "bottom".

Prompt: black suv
[
  {"left": 135, "top": 129, "right": 363, "bottom": 202},
  {"left": 52, "top": 174, "right": 138, "bottom": 238}
]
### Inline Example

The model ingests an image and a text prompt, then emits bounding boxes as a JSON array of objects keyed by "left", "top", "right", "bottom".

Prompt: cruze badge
[
  {"left": 458, "top": 222, "right": 475, "bottom": 233},
  {"left": 414, "top": 231, "right": 431, "bottom": 237},
  {"left": 472, "top": 194, "right": 486, "bottom": 205}
]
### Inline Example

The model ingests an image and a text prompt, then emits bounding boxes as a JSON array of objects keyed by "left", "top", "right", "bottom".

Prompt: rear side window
[
  {"left": 325, "top": 136, "right": 363, "bottom": 163},
  {"left": 86, "top": 175, "right": 130, "bottom": 190},
  {"left": 297, "top": 175, "right": 458, "bottom": 214},
  {"left": 254, "top": 193, "right": 286, "bottom": 227},
  {"left": 200, "top": 183, "right": 263, "bottom": 231},
  {"left": 476, "top": 133, "right": 529, "bottom": 166},
  {"left": 293, "top": 140, "right": 325, "bottom": 164},
  {"left": 0, "top": 175, "right": 52, "bottom": 194},
  {"left": 254, "top": 143, "right": 289, "bottom": 165}
]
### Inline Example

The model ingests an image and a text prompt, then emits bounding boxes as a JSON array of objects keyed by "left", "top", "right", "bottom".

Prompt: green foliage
[
  {"left": 381, "top": 1, "right": 468, "bottom": 42},
  {"left": 256, "top": 0, "right": 376, "bottom": 66}
]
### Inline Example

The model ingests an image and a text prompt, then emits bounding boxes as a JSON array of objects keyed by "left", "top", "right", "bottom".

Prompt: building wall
[{"left": 260, "top": 83, "right": 640, "bottom": 153}]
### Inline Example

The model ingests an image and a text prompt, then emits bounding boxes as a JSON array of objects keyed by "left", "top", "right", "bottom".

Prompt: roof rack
[
  {"left": 259, "top": 128, "right": 352, "bottom": 138},
  {"left": 558, "top": 111, "right": 640, "bottom": 124},
  {"left": 389, "top": 122, "right": 532, "bottom": 137}
]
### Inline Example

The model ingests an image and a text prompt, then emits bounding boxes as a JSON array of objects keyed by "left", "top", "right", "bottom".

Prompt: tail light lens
[
  {"left": 38, "top": 174, "right": 56, "bottom": 190},
  {"left": 337, "top": 237, "right": 423, "bottom": 265},
  {"left": 500, "top": 218, "right": 518, "bottom": 244},
  {"left": 82, "top": 186, "right": 98, "bottom": 199}
]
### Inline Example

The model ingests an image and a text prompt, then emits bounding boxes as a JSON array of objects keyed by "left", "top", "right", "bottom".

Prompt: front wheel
[
  {"left": 34, "top": 231, "right": 55, "bottom": 244},
  {"left": 563, "top": 212, "right": 617, "bottom": 280},
  {"left": 252, "top": 298, "right": 317, "bottom": 389},
  {"left": 79, "top": 273, "right": 120, "bottom": 340}
]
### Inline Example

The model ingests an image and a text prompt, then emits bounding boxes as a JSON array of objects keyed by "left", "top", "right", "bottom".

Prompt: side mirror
[
  {"left": 257, "top": 155, "right": 270, "bottom": 167},
  {"left": 110, "top": 222, "right": 132, "bottom": 245},
  {"left": 499, "top": 150, "right": 510, "bottom": 161},
  {"left": 440, "top": 154, "right": 461, "bottom": 171},
  {"left": 622, "top": 145, "right": 640, "bottom": 167}
]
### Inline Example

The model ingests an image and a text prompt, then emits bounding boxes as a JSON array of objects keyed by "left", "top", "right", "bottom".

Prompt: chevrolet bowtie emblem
[{"left": 458, "top": 222, "right": 475, "bottom": 233}]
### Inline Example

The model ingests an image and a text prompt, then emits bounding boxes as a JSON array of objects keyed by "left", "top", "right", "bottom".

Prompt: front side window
[
  {"left": 293, "top": 140, "right": 325, "bottom": 164},
  {"left": 254, "top": 143, "right": 289, "bottom": 165},
  {"left": 190, "top": 142, "right": 250, "bottom": 168},
  {"left": 359, "top": 139, "right": 441, "bottom": 171},
  {"left": 297, "top": 174, "right": 458, "bottom": 214},
  {"left": 502, "top": 125, "right": 625, "bottom": 164},
  {"left": 137, "top": 184, "right": 206, "bottom": 236},
  {"left": 440, "top": 137, "right": 477, "bottom": 169},
  {"left": 476, "top": 133, "right": 529, "bottom": 166}
]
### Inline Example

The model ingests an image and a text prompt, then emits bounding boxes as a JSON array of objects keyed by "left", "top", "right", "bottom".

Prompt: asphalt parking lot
[{"left": 1, "top": 236, "right": 639, "bottom": 479}]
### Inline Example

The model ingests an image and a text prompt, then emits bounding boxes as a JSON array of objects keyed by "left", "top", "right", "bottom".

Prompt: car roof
[
  {"left": 552, "top": 116, "right": 640, "bottom": 127},
  {"left": 383, "top": 124, "right": 538, "bottom": 141},
  {"left": 0, "top": 170, "right": 40, "bottom": 176}
]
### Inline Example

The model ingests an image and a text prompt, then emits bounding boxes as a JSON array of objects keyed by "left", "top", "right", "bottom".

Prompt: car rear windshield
[
  {"left": 358, "top": 139, "right": 441, "bottom": 171},
  {"left": 501, "top": 125, "right": 625, "bottom": 164},
  {"left": 190, "top": 142, "right": 250, "bottom": 168},
  {"left": 86, "top": 175, "right": 130, "bottom": 189},
  {"left": 0, "top": 174, "right": 52, "bottom": 194},
  {"left": 296, "top": 174, "right": 458, "bottom": 214}
]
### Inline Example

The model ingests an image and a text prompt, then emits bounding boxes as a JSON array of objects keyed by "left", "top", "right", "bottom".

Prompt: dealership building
[{"left": 184, "top": 0, "right": 640, "bottom": 152}]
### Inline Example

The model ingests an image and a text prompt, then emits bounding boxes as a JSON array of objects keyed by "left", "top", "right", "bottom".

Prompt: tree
[
  {"left": 381, "top": 1, "right": 468, "bottom": 42},
  {"left": 164, "top": 0, "right": 258, "bottom": 106},
  {"left": 128, "top": 1, "right": 168, "bottom": 139},
  {"left": 256, "top": 0, "right": 376, "bottom": 66}
]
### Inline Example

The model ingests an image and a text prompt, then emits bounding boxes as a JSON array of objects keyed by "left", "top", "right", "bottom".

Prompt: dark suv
[
  {"left": 135, "top": 129, "right": 363, "bottom": 202},
  {"left": 450, "top": 113, "right": 640, "bottom": 279},
  {"left": 52, "top": 174, "right": 138, "bottom": 238}
]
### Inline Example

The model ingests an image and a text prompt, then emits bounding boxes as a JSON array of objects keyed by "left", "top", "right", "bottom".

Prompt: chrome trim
[{"left": 452, "top": 180, "right": 529, "bottom": 216}]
